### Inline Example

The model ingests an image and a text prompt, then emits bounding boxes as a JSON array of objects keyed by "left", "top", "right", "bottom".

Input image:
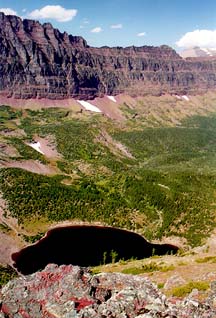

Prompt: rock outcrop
[
  {"left": 1, "top": 12, "right": 216, "bottom": 100},
  {"left": 1, "top": 264, "right": 216, "bottom": 317}
]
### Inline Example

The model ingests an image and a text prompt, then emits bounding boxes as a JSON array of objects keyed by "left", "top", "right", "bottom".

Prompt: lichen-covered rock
[
  {"left": 1, "top": 12, "right": 216, "bottom": 101},
  {"left": 1, "top": 264, "right": 216, "bottom": 317}
]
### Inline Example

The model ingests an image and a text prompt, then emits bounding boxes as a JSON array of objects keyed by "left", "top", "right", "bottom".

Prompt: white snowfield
[
  {"left": 181, "top": 95, "right": 190, "bottom": 101},
  {"left": 77, "top": 100, "right": 102, "bottom": 112},
  {"left": 107, "top": 96, "right": 117, "bottom": 103},
  {"left": 28, "top": 141, "right": 44, "bottom": 155},
  {"left": 201, "top": 48, "right": 213, "bottom": 57}
]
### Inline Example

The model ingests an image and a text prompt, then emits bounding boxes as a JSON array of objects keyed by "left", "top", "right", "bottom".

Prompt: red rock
[
  {"left": 1, "top": 265, "right": 216, "bottom": 317},
  {"left": 1, "top": 12, "right": 216, "bottom": 101}
]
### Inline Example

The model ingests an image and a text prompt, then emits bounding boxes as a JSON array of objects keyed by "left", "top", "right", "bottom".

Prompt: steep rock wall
[{"left": 1, "top": 12, "right": 216, "bottom": 100}]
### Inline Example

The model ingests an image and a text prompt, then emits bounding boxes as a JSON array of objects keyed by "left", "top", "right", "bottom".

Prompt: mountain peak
[{"left": 179, "top": 46, "right": 216, "bottom": 58}]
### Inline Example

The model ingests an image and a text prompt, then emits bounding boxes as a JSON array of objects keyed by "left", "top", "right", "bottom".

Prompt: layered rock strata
[{"left": 1, "top": 12, "right": 216, "bottom": 100}]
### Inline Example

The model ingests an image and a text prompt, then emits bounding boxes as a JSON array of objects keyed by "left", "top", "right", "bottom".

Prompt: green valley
[{"left": 1, "top": 93, "right": 216, "bottom": 251}]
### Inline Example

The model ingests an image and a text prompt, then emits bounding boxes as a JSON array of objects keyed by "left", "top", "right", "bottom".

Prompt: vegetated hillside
[
  {"left": 1, "top": 93, "right": 216, "bottom": 251},
  {"left": 1, "top": 12, "right": 216, "bottom": 100}
]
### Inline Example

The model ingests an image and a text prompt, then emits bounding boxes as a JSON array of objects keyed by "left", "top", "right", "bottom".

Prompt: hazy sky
[{"left": 1, "top": 0, "right": 216, "bottom": 51}]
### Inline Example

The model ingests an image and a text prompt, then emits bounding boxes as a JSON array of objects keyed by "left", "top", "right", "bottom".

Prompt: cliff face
[{"left": 1, "top": 12, "right": 216, "bottom": 100}]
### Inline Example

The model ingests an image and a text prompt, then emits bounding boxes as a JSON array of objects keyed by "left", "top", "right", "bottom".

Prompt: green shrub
[
  {"left": 160, "top": 265, "right": 175, "bottom": 272},
  {"left": 158, "top": 282, "right": 165, "bottom": 289},
  {"left": 22, "top": 232, "right": 45, "bottom": 244},
  {"left": 170, "top": 281, "right": 209, "bottom": 297},
  {"left": 0, "top": 265, "right": 18, "bottom": 287},
  {"left": 195, "top": 256, "right": 216, "bottom": 263},
  {"left": 0, "top": 222, "right": 11, "bottom": 233},
  {"left": 122, "top": 262, "right": 160, "bottom": 274}
]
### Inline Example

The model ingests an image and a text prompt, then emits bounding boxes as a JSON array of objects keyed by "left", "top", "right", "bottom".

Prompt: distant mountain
[
  {"left": 1, "top": 12, "right": 216, "bottom": 100},
  {"left": 179, "top": 47, "right": 216, "bottom": 58}
]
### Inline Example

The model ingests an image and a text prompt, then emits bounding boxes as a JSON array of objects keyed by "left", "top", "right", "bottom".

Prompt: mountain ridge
[{"left": 1, "top": 12, "right": 216, "bottom": 100}]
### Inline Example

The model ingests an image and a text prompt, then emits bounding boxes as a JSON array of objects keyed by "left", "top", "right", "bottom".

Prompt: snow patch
[
  {"left": 77, "top": 100, "right": 102, "bottom": 113},
  {"left": 107, "top": 96, "right": 117, "bottom": 103},
  {"left": 174, "top": 95, "right": 181, "bottom": 100},
  {"left": 201, "top": 48, "right": 213, "bottom": 56},
  {"left": 181, "top": 95, "right": 190, "bottom": 101},
  {"left": 28, "top": 141, "right": 44, "bottom": 155}
]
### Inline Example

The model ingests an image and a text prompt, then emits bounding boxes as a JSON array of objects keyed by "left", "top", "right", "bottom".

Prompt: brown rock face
[{"left": 1, "top": 12, "right": 216, "bottom": 100}]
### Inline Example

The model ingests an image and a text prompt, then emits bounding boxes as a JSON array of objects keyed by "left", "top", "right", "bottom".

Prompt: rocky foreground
[{"left": 1, "top": 264, "right": 216, "bottom": 318}]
